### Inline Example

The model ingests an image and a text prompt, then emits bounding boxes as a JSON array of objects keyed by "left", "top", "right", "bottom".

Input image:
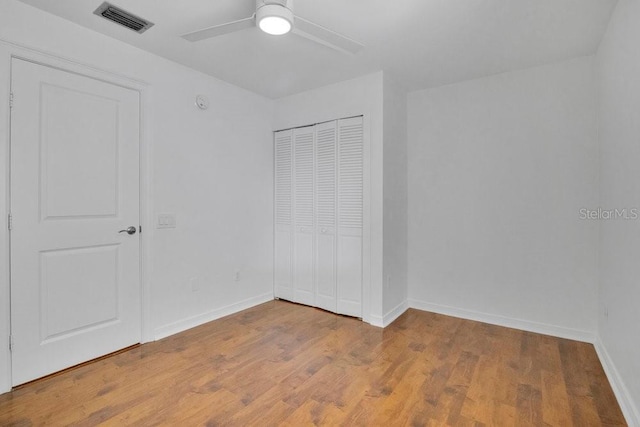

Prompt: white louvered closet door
[
  {"left": 337, "top": 117, "right": 364, "bottom": 317},
  {"left": 274, "top": 117, "right": 363, "bottom": 317},
  {"left": 293, "top": 126, "right": 315, "bottom": 306},
  {"left": 314, "top": 121, "right": 337, "bottom": 313},
  {"left": 274, "top": 130, "right": 293, "bottom": 301}
]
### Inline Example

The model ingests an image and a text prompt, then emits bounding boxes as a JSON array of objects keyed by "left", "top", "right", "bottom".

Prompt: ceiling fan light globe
[
  {"left": 259, "top": 16, "right": 291, "bottom": 35},
  {"left": 256, "top": 3, "right": 293, "bottom": 35}
]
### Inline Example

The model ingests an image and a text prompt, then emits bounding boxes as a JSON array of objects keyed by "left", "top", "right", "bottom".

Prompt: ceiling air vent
[{"left": 94, "top": 2, "right": 154, "bottom": 34}]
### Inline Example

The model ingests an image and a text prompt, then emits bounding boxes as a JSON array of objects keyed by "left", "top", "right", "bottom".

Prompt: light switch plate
[{"left": 157, "top": 213, "right": 177, "bottom": 229}]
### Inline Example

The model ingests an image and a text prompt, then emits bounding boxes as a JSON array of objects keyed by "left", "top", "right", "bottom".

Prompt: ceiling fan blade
[
  {"left": 181, "top": 16, "right": 255, "bottom": 42},
  {"left": 292, "top": 16, "right": 364, "bottom": 55}
]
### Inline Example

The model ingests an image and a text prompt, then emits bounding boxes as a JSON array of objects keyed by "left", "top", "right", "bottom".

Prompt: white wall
[
  {"left": 273, "top": 72, "right": 385, "bottom": 325},
  {"left": 596, "top": 0, "right": 640, "bottom": 423},
  {"left": 407, "top": 56, "right": 599, "bottom": 341},
  {"left": 382, "top": 74, "right": 408, "bottom": 323},
  {"left": 0, "top": 0, "right": 274, "bottom": 392}
]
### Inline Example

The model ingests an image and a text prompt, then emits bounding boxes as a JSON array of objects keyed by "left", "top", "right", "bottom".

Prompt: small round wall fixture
[{"left": 195, "top": 95, "right": 209, "bottom": 110}]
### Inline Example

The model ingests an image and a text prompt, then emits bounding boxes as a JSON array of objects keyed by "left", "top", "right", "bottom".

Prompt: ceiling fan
[{"left": 181, "top": 0, "right": 363, "bottom": 55}]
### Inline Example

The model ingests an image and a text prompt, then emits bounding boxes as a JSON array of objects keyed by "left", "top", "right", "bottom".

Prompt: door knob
[{"left": 119, "top": 226, "right": 137, "bottom": 235}]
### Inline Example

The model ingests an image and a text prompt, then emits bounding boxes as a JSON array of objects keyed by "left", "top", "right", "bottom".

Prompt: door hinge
[
  {"left": 7, "top": 213, "right": 12, "bottom": 231},
  {"left": 9, "top": 335, "right": 14, "bottom": 352},
  {"left": 139, "top": 225, "right": 142, "bottom": 234},
  {"left": 9, "top": 92, "right": 14, "bottom": 109}
]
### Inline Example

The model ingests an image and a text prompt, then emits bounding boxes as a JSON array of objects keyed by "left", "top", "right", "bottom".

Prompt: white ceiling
[{"left": 18, "top": 0, "right": 617, "bottom": 99}]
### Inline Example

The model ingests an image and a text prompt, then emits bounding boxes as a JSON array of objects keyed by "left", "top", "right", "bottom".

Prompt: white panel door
[
  {"left": 337, "top": 117, "right": 363, "bottom": 317},
  {"left": 293, "top": 126, "right": 315, "bottom": 306},
  {"left": 314, "top": 121, "right": 337, "bottom": 313},
  {"left": 10, "top": 59, "right": 141, "bottom": 385},
  {"left": 274, "top": 129, "right": 293, "bottom": 301}
]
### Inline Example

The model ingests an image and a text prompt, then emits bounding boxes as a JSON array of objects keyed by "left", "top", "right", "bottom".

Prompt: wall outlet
[
  {"left": 190, "top": 277, "right": 199, "bottom": 292},
  {"left": 157, "top": 213, "right": 177, "bottom": 229}
]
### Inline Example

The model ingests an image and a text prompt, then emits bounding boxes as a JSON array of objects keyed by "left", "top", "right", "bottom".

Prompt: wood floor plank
[
  {"left": 459, "top": 353, "right": 499, "bottom": 424},
  {"left": 541, "top": 369, "right": 574, "bottom": 427},
  {"left": 0, "top": 301, "right": 627, "bottom": 426},
  {"left": 515, "top": 383, "right": 543, "bottom": 426}
]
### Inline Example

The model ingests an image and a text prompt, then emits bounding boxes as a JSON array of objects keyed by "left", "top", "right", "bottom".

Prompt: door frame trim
[{"left": 0, "top": 38, "right": 153, "bottom": 392}]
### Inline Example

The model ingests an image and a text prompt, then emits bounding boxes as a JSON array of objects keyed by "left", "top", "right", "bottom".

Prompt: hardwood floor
[{"left": 0, "top": 300, "right": 626, "bottom": 426}]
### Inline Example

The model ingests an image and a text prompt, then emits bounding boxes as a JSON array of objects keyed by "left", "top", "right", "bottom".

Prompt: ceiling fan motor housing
[
  {"left": 256, "top": 0, "right": 293, "bottom": 10},
  {"left": 256, "top": 0, "right": 294, "bottom": 34}
]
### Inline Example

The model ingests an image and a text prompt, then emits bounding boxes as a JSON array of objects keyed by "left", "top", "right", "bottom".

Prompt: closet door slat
[
  {"left": 337, "top": 117, "right": 363, "bottom": 317},
  {"left": 274, "top": 130, "right": 293, "bottom": 301},
  {"left": 293, "top": 126, "right": 315, "bottom": 306},
  {"left": 315, "top": 121, "right": 337, "bottom": 313}
]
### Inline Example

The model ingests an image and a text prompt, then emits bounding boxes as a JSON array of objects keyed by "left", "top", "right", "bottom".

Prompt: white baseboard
[
  {"left": 383, "top": 300, "right": 409, "bottom": 326},
  {"left": 368, "top": 314, "right": 384, "bottom": 328},
  {"left": 407, "top": 299, "right": 595, "bottom": 343},
  {"left": 594, "top": 337, "right": 640, "bottom": 427},
  {"left": 154, "top": 292, "right": 274, "bottom": 340},
  {"left": 0, "top": 377, "right": 9, "bottom": 394},
  {"left": 368, "top": 300, "right": 410, "bottom": 328}
]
